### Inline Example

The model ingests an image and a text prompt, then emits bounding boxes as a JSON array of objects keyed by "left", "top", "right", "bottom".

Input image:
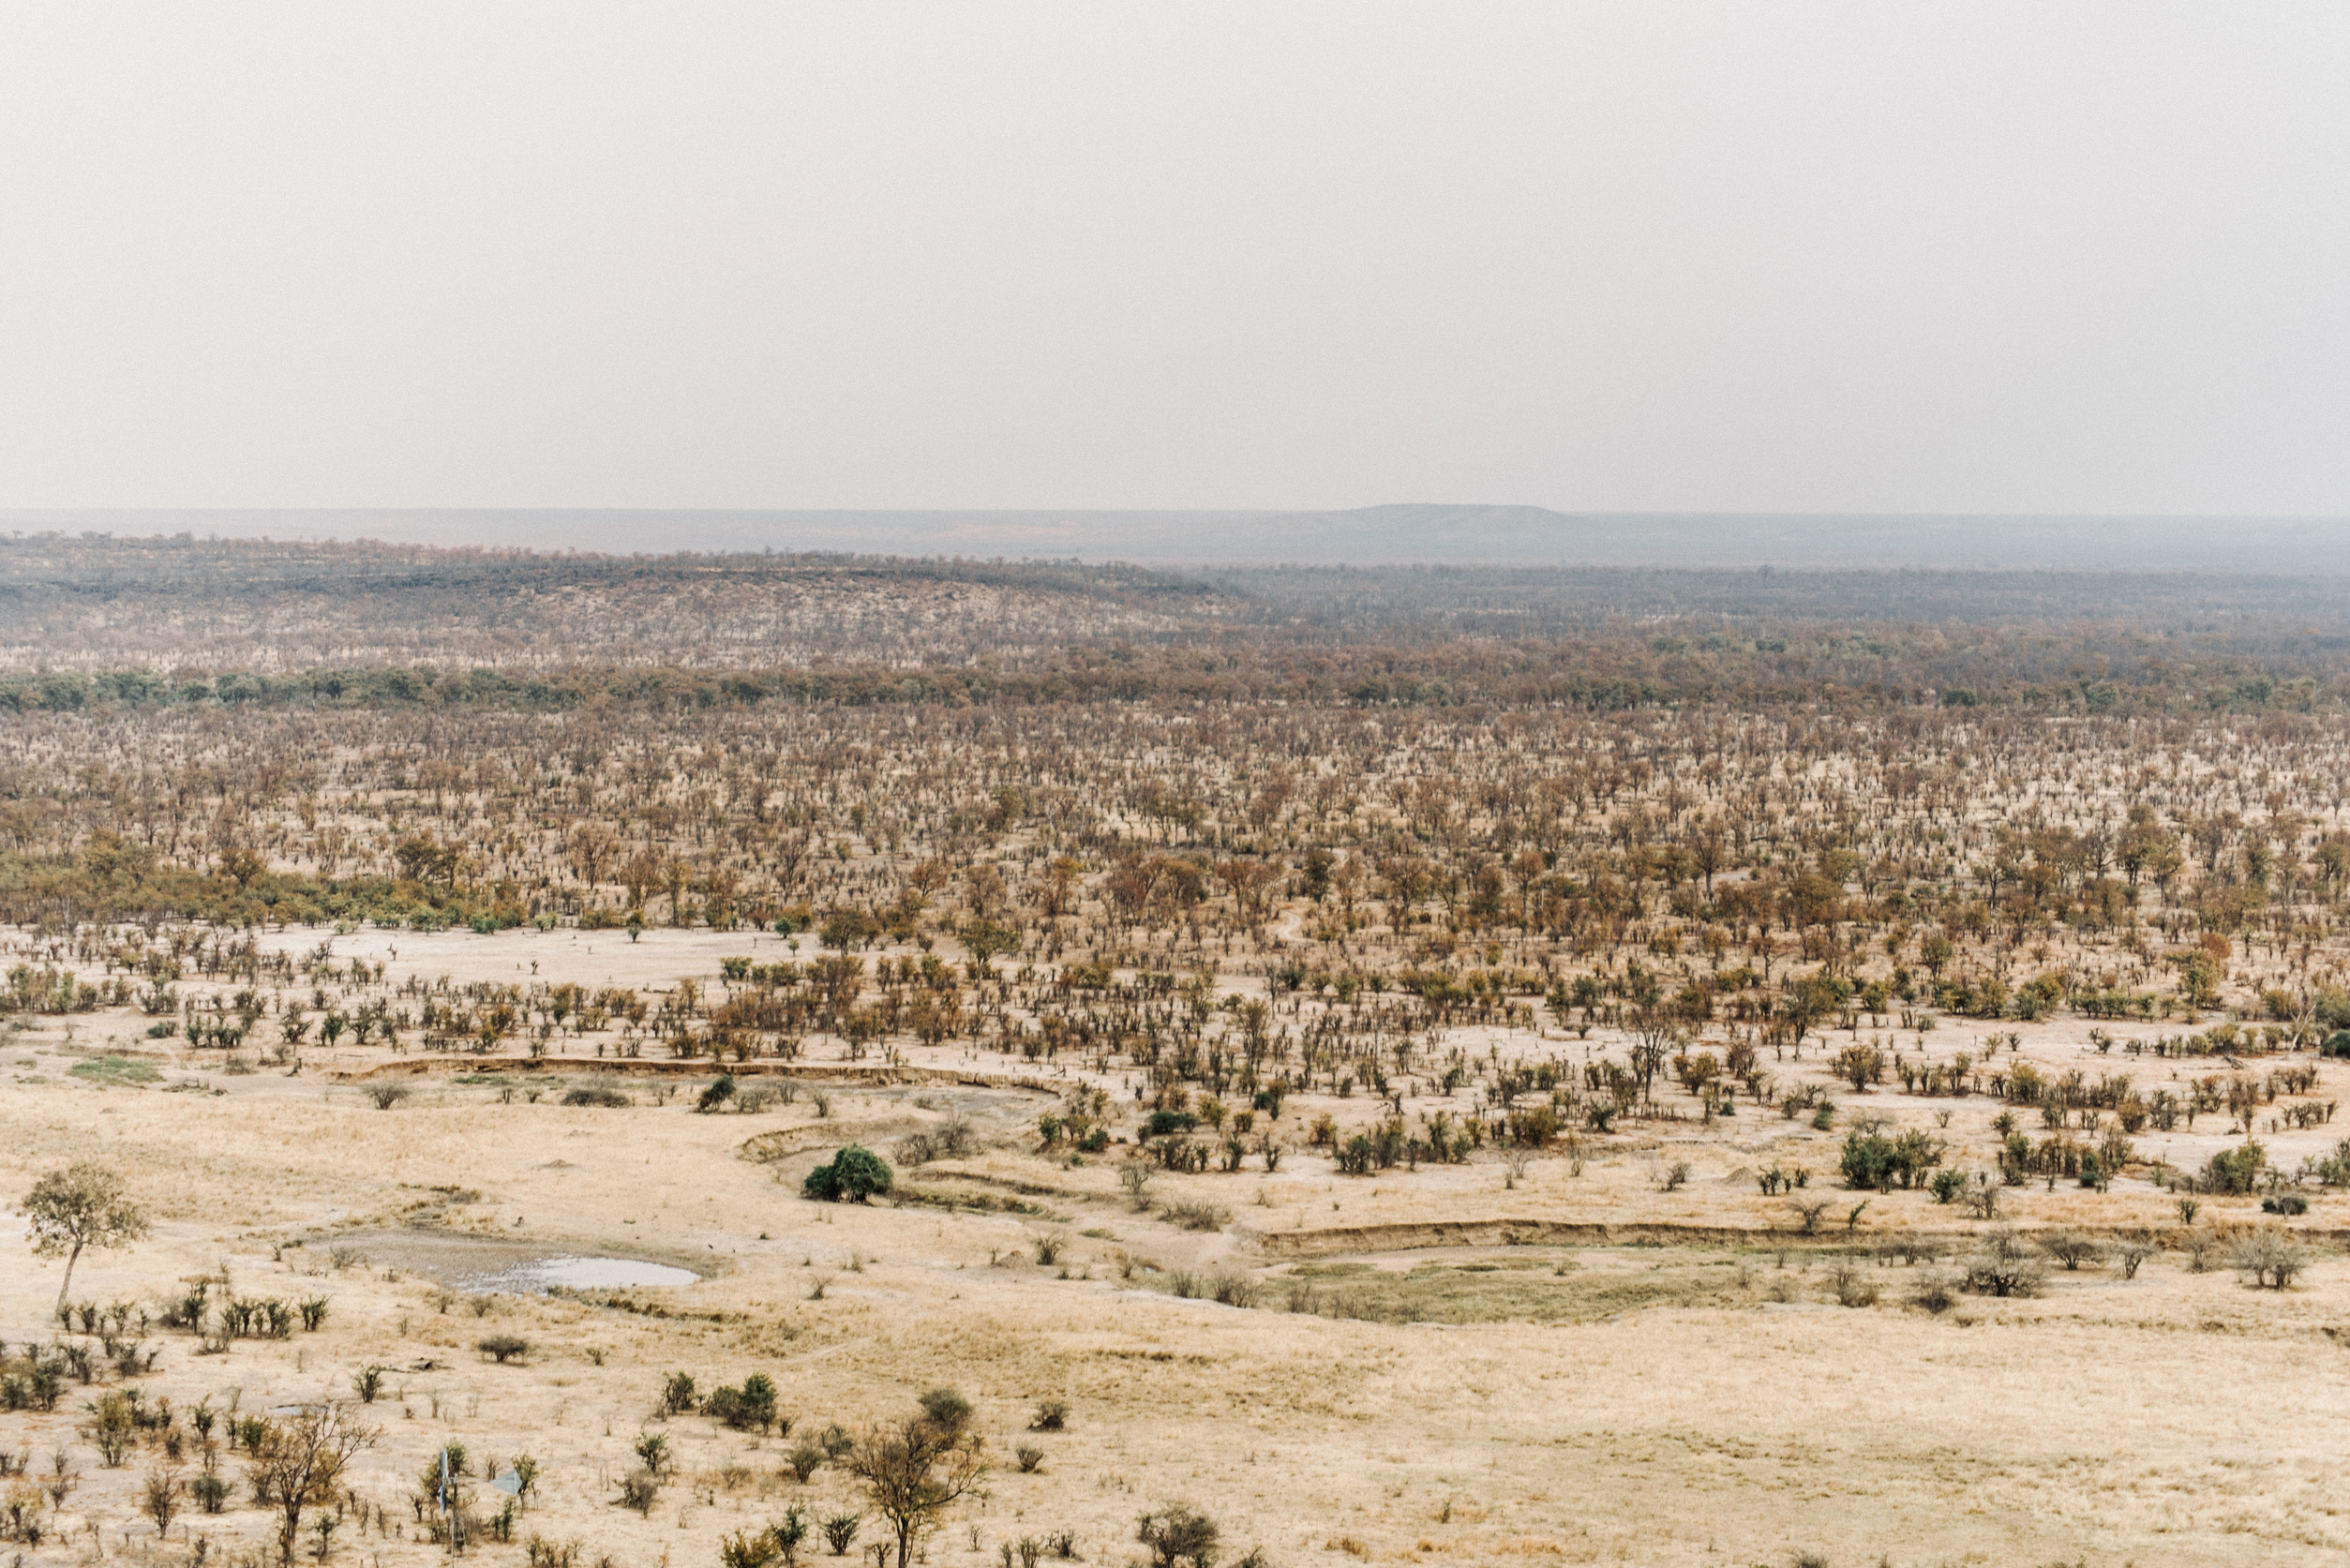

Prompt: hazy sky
[{"left": 4, "top": 4, "right": 2346, "bottom": 515}]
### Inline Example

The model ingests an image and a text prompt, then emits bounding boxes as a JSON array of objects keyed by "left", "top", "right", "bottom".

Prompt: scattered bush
[
  {"left": 706, "top": 1373, "right": 781, "bottom": 1434},
  {"left": 2232, "top": 1229, "right": 2311, "bottom": 1290},
  {"left": 764, "top": 1506, "right": 811, "bottom": 1565},
  {"left": 803, "top": 1145, "right": 892, "bottom": 1203},
  {"left": 1961, "top": 1228, "right": 2047, "bottom": 1298},
  {"left": 1824, "top": 1260, "right": 1879, "bottom": 1307},
  {"left": 2181, "top": 1228, "right": 2223, "bottom": 1273},
  {"left": 617, "top": 1470, "right": 660, "bottom": 1516},
  {"left": 1138, "top": 1504, "right": 1220, "bottom": 1568},
  {"left": 823, "top": 1512, "right": 861, "bottom": 1555},
  {"left": 1907, "top": 1270, "right": 1961, "bottom": 1314},
  {"left": 1208, "top": 1271, "right": 1259, "bottom": 1308},
  {"left": 477, "top": 1335, "right": 529, "bottom": 1364},
  {"left": 917, "top": 1387, "right": 973, "bottom": 1437},
  {"left": 83, "top": 1391, "right": 135, "bottom": 1466},
  {"left": 1838, "top": 1127, "right": 1942, "bottom": 1192},
  {"left": 2039, "top": 1231, "right": 2105, "bottom": 1272},
  {"left": 2196, "top": 1141, "right": 2267, "bottom": 1196},
  {"left": 720, "top": 1529, "right": 779, "bottom": 1568},
  {"left": 1786, "top": 1197, "right": 1833, "bottom": 1235}
]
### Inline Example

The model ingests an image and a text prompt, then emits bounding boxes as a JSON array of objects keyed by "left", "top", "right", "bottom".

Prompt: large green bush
[{"left": 803, "top": 1144, "right": 892, "bottom": 1202}]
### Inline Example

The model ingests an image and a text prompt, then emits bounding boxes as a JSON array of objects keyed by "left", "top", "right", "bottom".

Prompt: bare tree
[
  {"left": 142, "top": 1465, "right": 182, "bottom": 1537},
  {"left": 846, "top": 1398, "right": 988, "bottom": 1568},
  {"left": 2233, "top": 1229, "right": 2311, "bottom": 1291},
  {"left": 247, "top": 1404, "right": 377, "bottom": 1565}
]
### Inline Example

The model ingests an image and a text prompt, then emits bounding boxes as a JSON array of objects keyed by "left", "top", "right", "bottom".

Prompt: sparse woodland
[{"left": 3, "top": 537, "right": 2349, "bottom": 1567}]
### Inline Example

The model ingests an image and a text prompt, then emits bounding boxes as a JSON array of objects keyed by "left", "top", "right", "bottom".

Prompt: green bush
[
  {"left": 1837, "top": 1129, "right": 1940, "bottom": 1191},
  {"left": 705, "top": 1373, "right": 781, "bottom": 1433},
  {"left": 1138, "top": 1505, "right": 1219, "bottom": 1568},
  {"left": 2198, "top": 1141, "right": 2266, "bottom": 1196},
  {"left": 918, "top": 1386, "right": 973, "bottom": 1436},
  {"left": 824, "top": 1513, "right": 861, "bottom": 1555},
  {"left": 719, "top": 1530, "right": 778, "bottom": 1568},
  {"left": 802, "top": 1144, "right": 892, "bottom": 1202}
]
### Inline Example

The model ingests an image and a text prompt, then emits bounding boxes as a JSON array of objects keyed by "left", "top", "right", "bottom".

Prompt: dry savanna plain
[{"left": 3, "top": 539, "right": 2350, "bottom": 1568}]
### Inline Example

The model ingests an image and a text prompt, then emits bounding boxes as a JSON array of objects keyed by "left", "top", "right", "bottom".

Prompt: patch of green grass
[
  {"left": 69, "top": 1055, "right": 160, "bottom": 1087},
  {"left": 454, "top": 1072, "right": 513, "bottom": 1085},
  {"left": 1284, "top": 1254, "right": 1725, "bottom": 1324}
]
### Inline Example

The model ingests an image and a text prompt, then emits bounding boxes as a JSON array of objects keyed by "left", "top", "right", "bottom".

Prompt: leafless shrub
[
  {"left": 1162, "top": 1202, "right": 1228, "bottom": 1232},
  {"left": 2232, "top": 1229, "right": 2311, "bottom": 1290},
  {"left": 1908, "top": 1270, "right": 1962, "bottom": 1314},
  {"left": 1823, "top": 1259, "right": 1879, "bottom": 1307},
  {"left": 1961, "top": 1227, "right": 2047, "bottom": 1298},
  {"left": 2040, "top": 1230, "right": 2105, "bottom": 1272}
]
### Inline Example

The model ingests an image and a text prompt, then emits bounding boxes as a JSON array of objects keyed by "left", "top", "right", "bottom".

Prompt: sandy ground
[{"left": 3, "top": 927, "right": 2347, "bottom": 1567}]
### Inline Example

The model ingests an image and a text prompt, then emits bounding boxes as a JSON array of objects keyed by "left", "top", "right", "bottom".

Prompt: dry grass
[{"left": 3, "top": 936, "right": 2346, "bottom": 1567}]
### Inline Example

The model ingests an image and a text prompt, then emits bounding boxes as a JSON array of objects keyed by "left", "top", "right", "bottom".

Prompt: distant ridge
[{"left": 7, "top": 506, "right": 2348, "bottom": 574}]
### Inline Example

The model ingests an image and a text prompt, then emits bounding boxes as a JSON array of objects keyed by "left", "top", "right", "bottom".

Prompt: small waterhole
[{"left": 453, "top": 1254, "right": 700, "bottom": 1292}]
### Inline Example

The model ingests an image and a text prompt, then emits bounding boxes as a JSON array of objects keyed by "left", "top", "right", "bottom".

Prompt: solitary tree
[
  {"left": 846, "top": 1395, "right": 987, "bottom": 1568},
  {"left": 1138, "top": 1505, "right": 1220, "bottom": 1568},
  {"left": 21, "top": 1161, "right": 149, "bottom": 1314},
  {"left": 142, "top": 1465, "right": 182, "bottom": 1537},
  {"left": 248, "top": 1404, "right": 377, "bottom": 1565},
  {"left": 803, "top": 1144, "right": 892, "bottom": 1203}
]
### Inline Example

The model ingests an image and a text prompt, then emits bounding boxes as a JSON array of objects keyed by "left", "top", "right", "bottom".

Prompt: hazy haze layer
[
  {"left": 4, "top": 5, "right": 2348, "bottom": 515},
  {"left": 10, "top": 507, "right": 2350, "bottom": 574}
]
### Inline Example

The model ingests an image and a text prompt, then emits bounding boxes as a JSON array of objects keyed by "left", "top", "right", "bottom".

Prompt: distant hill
[{"left": 9, "top": 506, "right": 2349, "bottom": 573}]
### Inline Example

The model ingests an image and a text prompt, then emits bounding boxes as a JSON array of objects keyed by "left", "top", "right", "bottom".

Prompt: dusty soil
[{"left": 4, "top": 925, "right": 2347, "bottom": 1568}]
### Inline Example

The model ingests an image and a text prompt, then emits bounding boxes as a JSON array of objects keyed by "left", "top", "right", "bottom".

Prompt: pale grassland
[{"left": 2, "top": 927, "right": 2346, "bottom": 1568}]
